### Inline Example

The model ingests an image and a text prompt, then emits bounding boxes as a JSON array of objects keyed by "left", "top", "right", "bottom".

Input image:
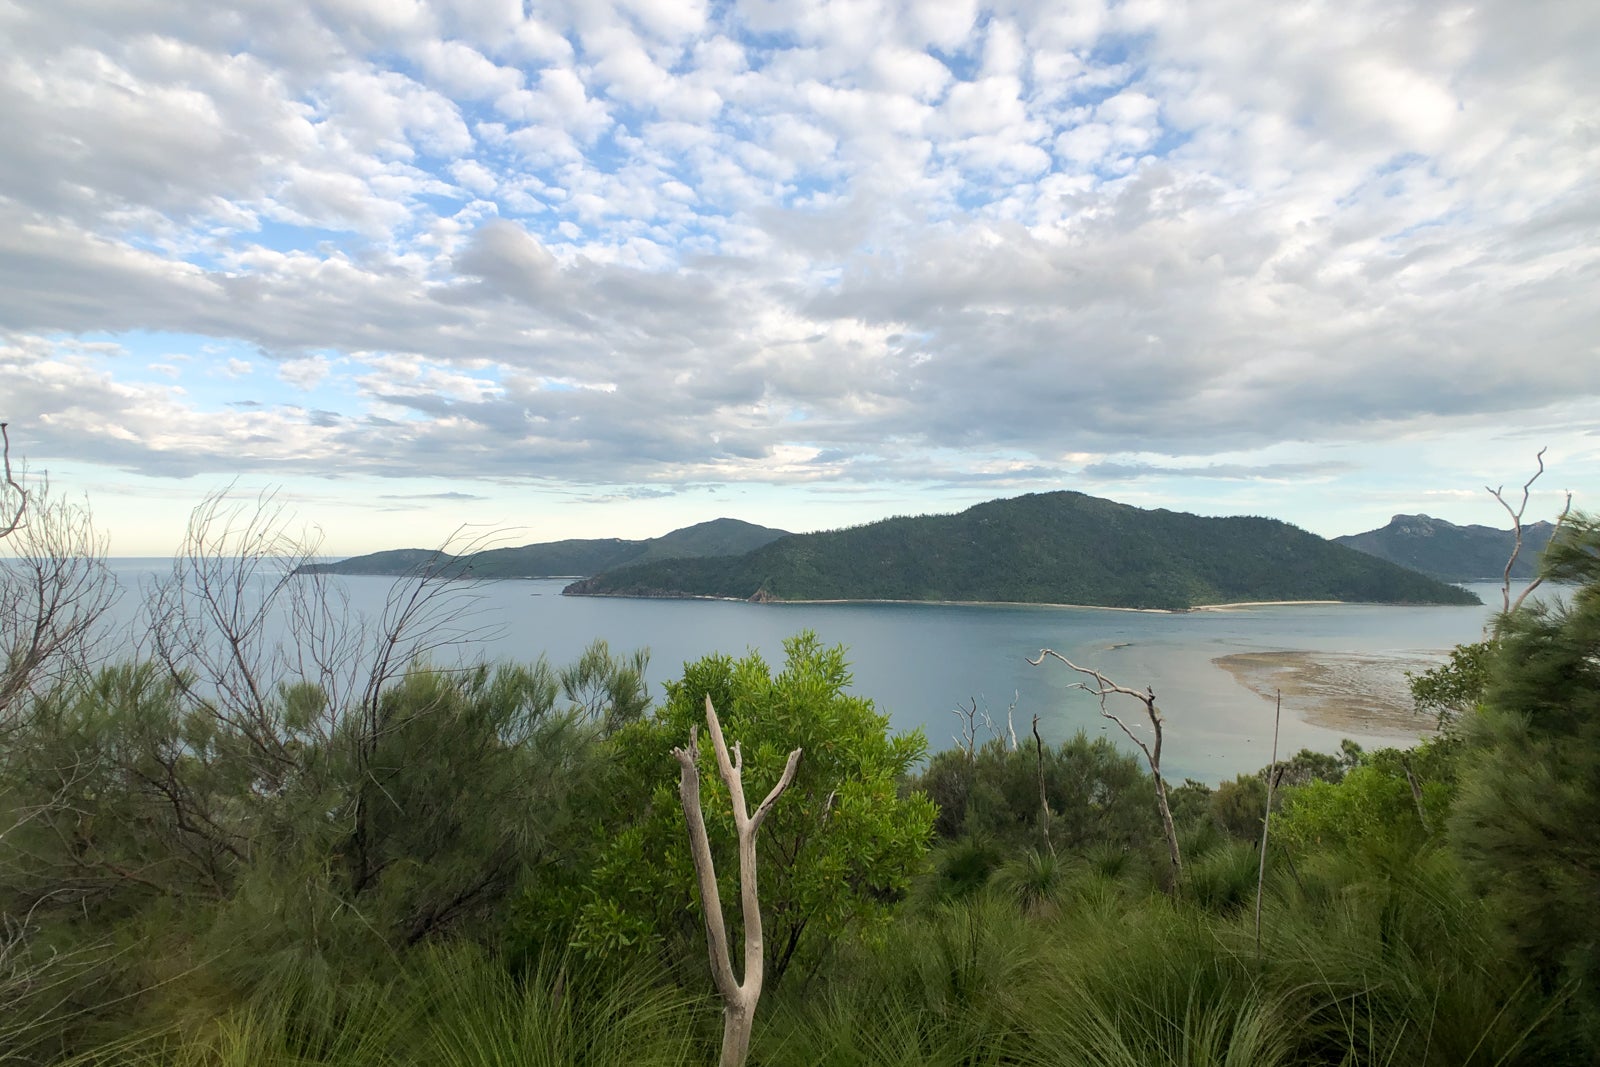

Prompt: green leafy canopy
[{"left": 568, "top": 632, "right": 936, "bottom": 987}]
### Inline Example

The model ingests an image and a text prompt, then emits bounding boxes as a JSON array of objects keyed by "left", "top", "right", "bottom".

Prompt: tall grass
[
  {"left": 68, "top": 945, "right": 708, "bottom": 1067},
  {"left": 58, "top": 845, "right": 1557, "bottom": 1067}
]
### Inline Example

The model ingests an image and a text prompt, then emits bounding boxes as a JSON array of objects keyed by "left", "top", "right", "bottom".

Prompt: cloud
[
  {"left": 0, "top": 0, "right": 1594, "bottom": 514},
  {"left": 1081, "top": 461, "right": 1353, "bottom": 482},
  {"left": 379, "top": 491, "right": 489, "bottom": 501}
]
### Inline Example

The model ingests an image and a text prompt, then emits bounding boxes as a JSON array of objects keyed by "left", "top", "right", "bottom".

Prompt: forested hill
[
  {"left": 1334, "top": 514, "right": 1556, "bottom": 582},
  {"left": 563, "top": 492, "right": 1481, "bottom": 610},
  {"left": 298, "top": 518, "right": 790, "bottom": 578}
]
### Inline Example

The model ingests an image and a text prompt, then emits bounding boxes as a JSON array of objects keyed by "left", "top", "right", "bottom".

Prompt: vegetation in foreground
[{"left": 1, "top": 471, "right": 1594, "bottom": 1063}]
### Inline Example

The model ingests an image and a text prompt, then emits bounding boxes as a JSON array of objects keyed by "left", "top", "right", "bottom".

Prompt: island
[
  {"left": 297, "top": 517, "right": 790, "bottom": 579},
  {"left": 564, "top": 492, "right": 1480, "bottom": 611}
]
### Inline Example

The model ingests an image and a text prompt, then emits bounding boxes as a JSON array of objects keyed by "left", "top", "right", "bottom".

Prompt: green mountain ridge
[
  {"left": 297, "top": 518, "right": 791, "bottom": 579},
  {"left": 1334, "top": 513, "right": 1556, "bottom": 582},
  {"left": 563, "top": 492, "right": 1480, "bottom": 610}
]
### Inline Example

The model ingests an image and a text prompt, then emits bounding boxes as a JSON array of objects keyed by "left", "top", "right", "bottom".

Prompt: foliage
[
  {"left": 1408, "top": 639, "right": 1495, "bottom": 729},
  {"left": 1451, "top": 512, "right": 1600, "bottom": 1052},
  {"left": 916, "top": 733, "right": 1158, "bottom": 851},
  {"left": 565, "top": 633, "right": 936, "bottom": 987},
  {"left": 1275, "top": 741, "right": 1455, "bottom": 856},
  {"left": 566, "top": 491, "right": 1480, "bottom": 609},
  {"left": 1208, "top": 774, "right": 1268, "bottom": 840}
]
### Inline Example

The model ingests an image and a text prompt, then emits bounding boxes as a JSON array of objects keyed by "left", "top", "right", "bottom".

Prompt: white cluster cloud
[{"left": 0, "top": 0, "right": 1596, "bottom": 542}]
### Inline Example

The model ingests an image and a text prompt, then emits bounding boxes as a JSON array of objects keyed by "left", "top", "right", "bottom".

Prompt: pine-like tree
[{"left": 1451, "top": 514, "right": 1600, "bottom": 1051}]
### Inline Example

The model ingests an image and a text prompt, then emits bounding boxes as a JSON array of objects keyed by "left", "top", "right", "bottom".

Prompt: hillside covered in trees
[
  {"left": 566, "top": 491, "right": 1480, "bottom": 610},
  {"left": 299, "top": 517, "right": 790, "bottom": 578},
  {"left": 1335, "top": 513, "right": 1558, "bottom": 581}
]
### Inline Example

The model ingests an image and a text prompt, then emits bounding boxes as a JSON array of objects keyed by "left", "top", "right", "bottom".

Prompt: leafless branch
[
  {"left": 1028, "top": 649, "right": 1183, "bottom": 887},
  {"left": 1254, "top": 690, "right": 1281, "bottom": 957},
  {"left": 1006, "top": 690, "right": 1019, "bottom": 752},
  {"left": 0, "top": 466, "right": 117, "bottom": 725},
  {"left": 1488, "top": 446, "right": 1574, "bottom": 613},
  {"left": 0, "top": 422, "right": 26, "bottom": 540},
  {"left": 1031, "top": 713, "right": 1052, "bottom": 857}
]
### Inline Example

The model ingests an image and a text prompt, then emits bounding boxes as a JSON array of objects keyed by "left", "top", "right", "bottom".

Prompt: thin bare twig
[
  {"left": 0, "top": 422, "right": 26, "bottom": 539},
  {"left": 1028, "top": 649, "right": 1183, "bottom": 887},
  {"left": 1032, "top": 713, "right": 1053, "bottom": 857},
  {"left": 1254, "top": 690, "right": 1281, "bottom": 957},
  {"left": 1487, "top": 447, "right": 1573, "bottom": 613}
]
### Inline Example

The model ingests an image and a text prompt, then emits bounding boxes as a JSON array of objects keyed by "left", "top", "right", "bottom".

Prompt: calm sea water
[{"left": 101, "top": 560, "right": 1502, "bottom": 783}]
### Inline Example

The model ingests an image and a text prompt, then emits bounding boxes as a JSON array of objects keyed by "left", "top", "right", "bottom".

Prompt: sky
[{"left": 1, "top": 0, "right": 1596, "bottom": 556}]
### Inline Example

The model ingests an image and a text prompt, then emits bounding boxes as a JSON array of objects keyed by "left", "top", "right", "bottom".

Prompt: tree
[
  {"left": 0, "top": 423, "right": 118, "bottom": 1059},
  {"left": 0, "top": 423, "right": 116, "bottom": 726},
  {"left": 570, "top": 633, "right": 935, "bottom": 988},
  {"left": 1028, "top": 650, "right": 1183, "bottom": 889},
  {"left": 1451, "top": 512, "right": 1600, "bottom": 1051},
  {"left": 916, "top": 732, "right": 1156, "bottom": 851},
  {"left": 0, "top": 490, "right": 647, "bottom": 977},
  {"left": 673, "top": 696, "right": 800, "bottom": 1067},
  {"left": 1410, "top": 450, "right": 1574, "bottom": 730}
]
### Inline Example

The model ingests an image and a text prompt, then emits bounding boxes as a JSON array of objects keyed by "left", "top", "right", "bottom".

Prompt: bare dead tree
[
  {"left": 1032, "top": 713, "right": 1053, "bottom": 857},
  {"left": 0, "top": 423, "right": 25, "bottom": 540},
  {"left": 951, "top": 697, "right": 981, "bottom": 767},
  {"left": 673, "top": 696, "right": 801, "bottom": 1067},
  {"left": 1488, "top": 446, "right": 1573, "bottom": 614},
  {"left": 140, "top": 487, "right": 507, "bottom": 888},
  {"left": 1254, "top": 690, "right": 1281, "bottom": 956},
  {"left": 0, "top": 425, "right": 119, "bottom": 1043},
  {"left": 1005, "top": 689, "right": 1020, "bottom": 752},
  {"left": 0, "top": 431, "right": 117, "bottom": 726},
  {"left": 1029, "top": 649, "right": 1182, "bottom": 888}
]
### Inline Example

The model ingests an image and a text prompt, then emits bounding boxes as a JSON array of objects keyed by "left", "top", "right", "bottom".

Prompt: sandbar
[{"left": 1213, "top": 649, "right": 1443, "bottom": 737}]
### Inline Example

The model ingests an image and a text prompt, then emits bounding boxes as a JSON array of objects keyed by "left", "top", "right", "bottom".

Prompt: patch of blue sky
[
  {"left": 1085, "top": 32, "right": 1144, "bottom": 72},
  {"left": 1383, "top": 206, "right": 1469, "bottom": 246},
  {"left": 72, "top": 330, "right": 249, "bottom": 366},
  {"left": 1332, "top": 153, "right": 1437, "bottom": 214},
  {"left": 1373, "top": 151, "right": 1430, "bottom": 177},
  {"left": 249, "top": 218, "right": 358, "bottom": 254}
]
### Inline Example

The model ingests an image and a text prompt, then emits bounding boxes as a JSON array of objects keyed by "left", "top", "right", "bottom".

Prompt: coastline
[
  {"left": 1190, "top": 600, "right": 1345, "bottom": 611},
  {"left": 561, "top": 590, "right": 1369, "bottom": 613},
  {"left": 1214, "top": 649, "right": 1443, "bottom": 737}
]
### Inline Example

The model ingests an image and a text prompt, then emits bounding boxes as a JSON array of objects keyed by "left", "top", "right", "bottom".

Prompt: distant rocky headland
[{"left": 1334, "top": 513, "right": 1556, "bottom": 583}]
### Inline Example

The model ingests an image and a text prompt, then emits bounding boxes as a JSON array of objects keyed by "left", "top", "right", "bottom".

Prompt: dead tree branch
[
  {"left": 1254, "top": 690, "right": 1281, "bottom": 957},
  {"left": 1032, "top": 713, "right": 1053, "bottom": 857},
  {"left": 0, "top": 460, "right": 116, "bottom": 725},
  {"left": 0, "top": 423, "right": 25, "bottom": 540},
  {"left": 1029, "top": 649, "right": 1183, "bottom": 888},
  {"left": 673, "top": 696, "right": 801, "bottom": 1067},
  {"left": 1488, "top": 446, "right": 1573, "bottom": 614}
]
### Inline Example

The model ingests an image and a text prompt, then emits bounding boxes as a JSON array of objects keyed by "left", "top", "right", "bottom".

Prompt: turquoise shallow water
[{"left": 101, "top": 560, "right": 1502, "bottom": 783}]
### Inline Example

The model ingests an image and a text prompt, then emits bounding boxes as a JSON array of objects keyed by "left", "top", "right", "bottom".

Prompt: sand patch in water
[{"left": 1213, "top": 650, "right": 1443, "bottom": 737}]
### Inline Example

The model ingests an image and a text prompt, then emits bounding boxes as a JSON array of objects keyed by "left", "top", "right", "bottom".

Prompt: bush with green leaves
[
  {"left": 915, "top": 732, "right": 1158, "bottom": 852},
  {"left": 1274, "top": 740, "right": 1455, "bottom": 856},
  {"left": 563, "top": 632, "right": 936, "bottom": 988}
]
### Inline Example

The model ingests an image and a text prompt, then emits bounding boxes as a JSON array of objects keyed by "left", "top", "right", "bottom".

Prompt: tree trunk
[
  {"left": 673, "top": 697, "right": 801, "bottom": 1067},
  {"left": 720, "top": 1000, "right": 753, "bottom": 1067}
]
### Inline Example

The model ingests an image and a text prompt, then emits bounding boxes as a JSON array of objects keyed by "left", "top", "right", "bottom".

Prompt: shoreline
[
  {"left": 1214, "top": 649, "right": 1443, "bottom": 737},
  {"left": 561, "top": 590, "right": 1382, "bottom": 613}
]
